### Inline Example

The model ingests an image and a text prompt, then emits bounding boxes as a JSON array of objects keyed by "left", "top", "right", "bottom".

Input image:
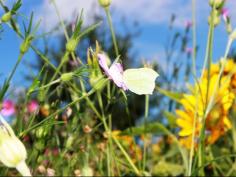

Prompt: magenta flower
[
  {"left": 98, "top": 54, "right": 128, "bottom": 90},
  {"left": 221, "top": 8, "right": 229, "bottom": 22},
  {"left": 0, "top": 100, "right": 16, "bottom": 117},
  {"left": 27, "top": 100, "right": 39, "bottom": 113}
]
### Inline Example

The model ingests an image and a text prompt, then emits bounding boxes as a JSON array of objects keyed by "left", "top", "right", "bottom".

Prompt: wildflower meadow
[{"left": 1, "top": 0, "right": 236, "bottom": 176}]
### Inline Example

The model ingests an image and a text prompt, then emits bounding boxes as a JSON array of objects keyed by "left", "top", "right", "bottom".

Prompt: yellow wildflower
[{"left": 177, "top": 60, "right": 236, "bottom": 148}]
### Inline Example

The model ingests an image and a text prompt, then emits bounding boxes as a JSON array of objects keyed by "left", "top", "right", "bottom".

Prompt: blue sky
[{"left": 0, "top": 0, "right": 236, "bottom": 88}]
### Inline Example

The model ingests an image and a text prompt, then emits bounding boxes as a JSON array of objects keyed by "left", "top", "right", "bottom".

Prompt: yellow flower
[{"left": 176, "top": 60, "right": 236, "bottom": 148}]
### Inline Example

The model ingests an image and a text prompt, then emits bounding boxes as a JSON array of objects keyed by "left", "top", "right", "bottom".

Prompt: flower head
[
  {"left": 1, "top": 100, "right": 15, "bottom": 117},
  {"left": 98, "top": 53, "right": 128, "bottom": 90},
  {"left": 27, "top": 100, "right": 39, "bottom": 113},
  {"left": 176, "top": 60, "right": 236, "bottom": 148},
  {"left": 221, "top": 8, "right": 230, "bottom": 22}
]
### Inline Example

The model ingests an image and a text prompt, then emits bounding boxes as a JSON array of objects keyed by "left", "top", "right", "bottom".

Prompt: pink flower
[
  {"left": 98, "top": 54, "right": 128, "bottom": 90},
  {"left": 27, "top": 100, "right": 39, "bottom": 113},
  {"left": 0, "top": 100, "right": 15, "bottom": 117},
  {"left": 221, "top": 8, "right": 229, "bottom": 22}
]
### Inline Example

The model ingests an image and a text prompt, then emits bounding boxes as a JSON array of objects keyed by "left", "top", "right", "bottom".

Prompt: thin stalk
[
  {"left": 112, "top": 135, "right": 141, "bottom": 175},
  {"left": 198, "top": 8, "right": 216, "bottom": 175},
  {"left": 142, "top": 95, "right": 149, "bottom": 171},
  {"left": 105, "top": 7, "right": 119, "bottom": 57},
  {"left": 191, "top": 0, "right": 197, "bottom": 77},
  {"left": 6, "top": 53, "right": 24, "bottom": 86},
  {"left": 51, "top": 0, "right": 69, "bottom": 41},
  {"left": 188, "top": 0, "right": 198, "bottom": 175},
  {"left": 198, "top": 37, "right": 233, "bottom": 175}
]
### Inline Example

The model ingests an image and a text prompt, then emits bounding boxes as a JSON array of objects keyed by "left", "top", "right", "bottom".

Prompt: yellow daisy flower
[{"left": 176, "top": 59, "right": 236, "bottom": 148}]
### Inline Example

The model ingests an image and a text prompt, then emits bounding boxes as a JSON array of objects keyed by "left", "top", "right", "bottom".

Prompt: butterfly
[{"left": 98, "top": 54, "right": 159, "bottom": 95}]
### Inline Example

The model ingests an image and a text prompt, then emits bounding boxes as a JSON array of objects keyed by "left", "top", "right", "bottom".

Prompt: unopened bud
[
  {"left": 98, "top": 0, "right": 111, "bottom": 8},
  {"left": 61, "top": 72, "right": 74, "bottom": 82},
  {"left": 20, "top": 36, "right": 33, "bottom": 54},
  {"left": 208, "top": 9, "right": 221, "bottom": 26},
  {"left": 209, "top": 0, "right": 225, "bottom": 8},
  {"left": 226, "top": 23, "right": 232, "bottom": 34},
  {"left": 66, "top": 39, "right": 77, "bottom": 53},
  {"left": 1, "top": 12, "right": 12, "bottom": 23},
  {"left": 35, "top": 127, "right": 47, "bottom": 138},
  {"left": 66, "top": 135, "right": 74, "bottom": 149},
  {"left": 230, "top": 29, "right": 236, "bottom": 41},
  {"left": 90, "top": 77, "right": 108, "bottom": 91}
]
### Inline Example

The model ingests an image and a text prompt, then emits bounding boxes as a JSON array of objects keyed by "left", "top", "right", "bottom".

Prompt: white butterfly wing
[{"left": 123, "top": 68, "right": 159, "bottom": 95}]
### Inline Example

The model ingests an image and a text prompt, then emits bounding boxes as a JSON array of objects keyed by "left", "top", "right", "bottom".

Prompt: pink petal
[
  {"left": 109, "top": 63, "right": 128, "bottom": 90},
  {"left": 221, "top": 8, "right": 229, "bottom": 21},
  {"left": 98, "top": 54, "right": 110, "bottom": 77},
  {"left": 1, "top": 100, "right": 15, "bottom": 117},
  {"left": 98, "top": 54, "right": 128, "bottom": 91},
  {"left": 27, "top": 100, "right": 39, "bottom": 113}
]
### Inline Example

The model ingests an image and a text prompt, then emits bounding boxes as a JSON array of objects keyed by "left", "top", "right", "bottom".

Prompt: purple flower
[
  {"left": 98, "top": 54, "right": 128, "bottom": 90},
  {"left": 221, "top": 8, "right": 229, "bottom": 22},
  {"left": 0, "top": 100, "right": 15, "bottom": 117}
]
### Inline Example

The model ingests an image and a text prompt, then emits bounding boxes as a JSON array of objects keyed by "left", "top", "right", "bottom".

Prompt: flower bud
[
  {"left": 1, "top": 12, "right": 12, "bottom": 23},
  {"left": 66, "top": 39, "right": 77, "bottom": 53},
  {"left": 98, "top": 0, "right": 111, "bottom": 8},
  {"left": 66, "top": 135, "right": 74, "bottom": 149},
  {"left": 208, "top": 9, "right": 221, "bottom": 26},
  {"left": 20, "top": 36, "right": 33, "bottom": 54},
  {"left": 60, "top": 72, "right": 74, "bottom": 82},
  {"left": 230, "top": 29, "right": 236, "bottom": 41},
  {"left": 90, "top": 76, "right": 108, "bottom": 91},
  {"left": 35, "top": 127, "right": 47, "bottom": 138},
  {"left": 0, "top": 115, "right": 31, "bottom": 176},
  {"left": 209, "top": 0, "right": 224, "bottom": 8}
]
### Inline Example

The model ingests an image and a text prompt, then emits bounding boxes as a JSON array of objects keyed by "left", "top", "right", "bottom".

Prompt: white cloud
[{"left": 35, "top": 0, "right": 210, "bottom": 31}]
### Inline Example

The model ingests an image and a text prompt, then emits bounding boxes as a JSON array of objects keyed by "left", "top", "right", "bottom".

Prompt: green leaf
[
  {"left": 156, "top": 86, "right": 183, "bottom": 103},
  {"left": 72, "top": 10, "right": 84, "bottom": 38},
  {"left": 11, "top": 0, "right": 22, "bottom": 14},
  {"left": 77, "top": 21, "right": 102, "bottom": 40},
  {"left": 0, "top": 79, "right": 10, "bottom": 102},
  {"left": 121, "top": 122, "right": 167, "bottom": 136}
]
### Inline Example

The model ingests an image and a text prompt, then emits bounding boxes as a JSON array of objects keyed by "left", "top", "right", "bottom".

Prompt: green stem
[
  {"left": 51, "top": 0, "right": 69, "bottom": 41},
  {"left": 198, "top": 8, "right": 216, "bottom": 175},
  {"left": 105, "top": 7, "right": 119, "bottom": 57},
  {"left": 142, "top": 95, "right": 149, "bottom": 171},
  {"left": 112, "top": 135, "right": 141, "bottom": 175},
  {"left": 198, "top": 36, "right": 232, "bottom": 176},
  {"left": 188, "top": 0, "right": 198, "bottom": 175},
  {"left": 191, "top": 0, "right": 197, "bottom": 77},
  {"left": 6, "top": 53, "right": 24, "bottom": 85}
]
